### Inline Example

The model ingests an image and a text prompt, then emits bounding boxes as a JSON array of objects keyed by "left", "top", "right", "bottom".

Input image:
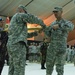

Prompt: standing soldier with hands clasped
[{"left": 40, "top": 38, "right": 48, "bottom": 69}]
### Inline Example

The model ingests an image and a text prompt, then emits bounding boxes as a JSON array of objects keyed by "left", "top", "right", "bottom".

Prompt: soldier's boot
[{"left": 41, "top": 63, "right": 46, "bottom": 69}]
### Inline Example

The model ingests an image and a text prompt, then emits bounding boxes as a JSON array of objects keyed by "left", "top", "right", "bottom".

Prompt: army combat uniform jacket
[
  {"left": 7, "top": 13, "right": 46, "bottom": 46},
  {"left": 44, "top": 19, "right": 74, "bottom": 53}
]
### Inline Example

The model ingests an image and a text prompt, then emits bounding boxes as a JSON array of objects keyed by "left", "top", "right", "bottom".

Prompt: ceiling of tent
[
  {"left": 0, "top": 0, "right": 75, "bottom": 44},
  {"left": 0, "top": 0, "right": 75, "bottom": 21}
]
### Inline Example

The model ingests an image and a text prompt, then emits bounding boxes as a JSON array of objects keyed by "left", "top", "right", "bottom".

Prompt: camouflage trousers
[
  {"left": 7, "top": 42, "right": 26, "bottom": 75},
  {"left": 46, "top": 48, "right": 66, "bottom": 75}
]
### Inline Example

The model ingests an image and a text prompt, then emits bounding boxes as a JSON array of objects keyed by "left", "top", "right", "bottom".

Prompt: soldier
[
  {"left": 7, "top": 5, "right": 46, "bottom": 75},
  {"left": 40, "top": 38, "right": 48, "bottom": 69},
  {"left": 43, "top": 7, "right": 74, "bottom": 75},
  {"left": 0, "top": 17, "right": 8, "bottom": 75}
]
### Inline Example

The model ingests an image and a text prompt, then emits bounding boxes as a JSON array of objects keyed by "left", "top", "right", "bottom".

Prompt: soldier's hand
[{"left": 52, "top": 24, "right": 59, "bottom": 30}]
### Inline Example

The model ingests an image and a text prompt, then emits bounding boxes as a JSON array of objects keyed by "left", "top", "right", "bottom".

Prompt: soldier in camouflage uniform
[
  {"left": 40, "top": 38, "right": 48, "bottom": 69},
  {"left": 0, "top": 18, "right": 8, "bottom": 75},
  {"left": 7, "top": 5, "right": 46, "bottom": 75},
  {"left": 44, "top": 7, "right": 74, "bottom": 75}
]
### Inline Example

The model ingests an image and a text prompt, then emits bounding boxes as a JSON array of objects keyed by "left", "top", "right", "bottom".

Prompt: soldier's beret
[{"left": 18, "top": 5, "right": 27, "bottom": 13}]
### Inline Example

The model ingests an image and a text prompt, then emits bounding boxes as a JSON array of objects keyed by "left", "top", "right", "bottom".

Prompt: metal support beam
[{"left": 25, "top": 0, "right": 34, "bottom": 7}]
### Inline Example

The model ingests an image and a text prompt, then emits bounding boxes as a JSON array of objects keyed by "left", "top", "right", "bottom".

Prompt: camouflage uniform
[
  {"left": 40, "top": 42, "right": 48, "bottom": 69},
  {"left": 44, "top": 19, "right": 74, "bottom": 75},
  {"left": 7, "top": 6, "right": 45, "bottom": 75}
]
